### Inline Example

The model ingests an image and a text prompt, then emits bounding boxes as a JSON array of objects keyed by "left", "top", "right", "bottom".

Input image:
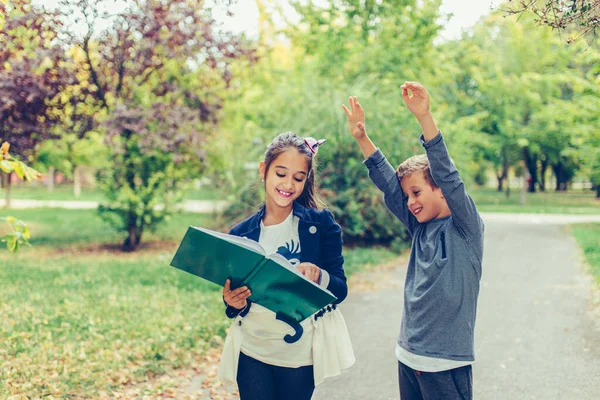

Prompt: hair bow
[{"left": 304, "top": 137, "right": 327, "bottom": 155}]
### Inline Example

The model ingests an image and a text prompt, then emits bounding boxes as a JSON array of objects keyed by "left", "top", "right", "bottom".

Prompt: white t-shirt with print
[{"left": 239, "top": 211, "right": 320, "bottom": 367}]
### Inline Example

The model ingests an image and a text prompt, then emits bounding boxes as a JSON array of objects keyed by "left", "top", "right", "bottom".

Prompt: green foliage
[
  {"left": 435, "top": 11, "right": 600, "bottom": 193},
  {"left": 218, "top": 68, "right": 416, "bottom": 245},
  {"left": 1, "top": 216, "right": 30, "bottom": 252},
  {"left": 216, "top": 0, "right": 447, "bottom": 246},
  {"left": 34, "top": 131, "right": 109, "bottom": 176},
  {"left": 53, "top": 0, "right": 257, "bottom": 251},
  {"left": 572, "top": 223, "right": 600, "bottom": 284},
  {"left": 287, "top": 0, "right": 443, "bottom": 82},
  {"left": 0, "top": 141, "right": 39, "bottom": 252},
  {"left": 96, "top": 105, "right": 203, "bottom": 251}
]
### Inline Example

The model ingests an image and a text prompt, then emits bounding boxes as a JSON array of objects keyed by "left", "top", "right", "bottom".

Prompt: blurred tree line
[{"left": 1, "top": 0, "right": 599, "bottom": 251}]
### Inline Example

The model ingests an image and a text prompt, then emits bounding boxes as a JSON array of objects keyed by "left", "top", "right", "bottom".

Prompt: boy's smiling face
[{"left": 400, "top": 171, "right": 450, "bottom": 223}]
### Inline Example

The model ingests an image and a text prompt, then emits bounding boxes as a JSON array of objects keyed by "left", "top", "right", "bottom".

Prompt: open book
[{"left": 170, "top": 226, "right": 337, "bottom": 323}]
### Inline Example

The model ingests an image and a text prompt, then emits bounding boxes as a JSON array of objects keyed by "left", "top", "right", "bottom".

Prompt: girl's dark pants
[{"left": 237, "top": 352, "right": 315, "bottom": 400}]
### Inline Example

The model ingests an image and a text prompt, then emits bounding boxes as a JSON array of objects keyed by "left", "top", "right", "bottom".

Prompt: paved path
[{"left": 313, "top": 213, "right": 600, "bottom": 400}]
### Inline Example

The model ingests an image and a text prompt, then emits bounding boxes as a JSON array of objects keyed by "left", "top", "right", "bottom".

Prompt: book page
[{"left": 196, "top": 227, "right": 266, "bottom": 255}]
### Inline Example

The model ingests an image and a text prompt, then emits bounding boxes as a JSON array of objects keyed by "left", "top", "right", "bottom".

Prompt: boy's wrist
[
  {"left": 415, "top": 111, "right": 438, "bottom": 142},
  {"left": 415, "top": 111, "right": 433, "bottom": 123},
  {"left": 356, "top": 136, "right": 377, "bottom": 159}
]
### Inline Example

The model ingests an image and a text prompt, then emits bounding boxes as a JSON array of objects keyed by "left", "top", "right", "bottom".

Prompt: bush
[{"left": 217, "top": 75, "right": 413, "bottom": 248}]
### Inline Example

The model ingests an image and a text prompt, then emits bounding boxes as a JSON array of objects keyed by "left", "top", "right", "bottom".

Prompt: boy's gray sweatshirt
[{"left": 364, "top": 132, "right": 484, "bottom": 361}]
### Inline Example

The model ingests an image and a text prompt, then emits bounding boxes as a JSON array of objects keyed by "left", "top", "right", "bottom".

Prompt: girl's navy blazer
[{"left": 225, "top": 201, "right": 348, "bottom": 318}]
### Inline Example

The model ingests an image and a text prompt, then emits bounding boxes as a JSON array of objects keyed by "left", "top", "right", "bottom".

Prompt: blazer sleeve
[{"left": 320, "top": 210, "right": 348, "bottom": 304}]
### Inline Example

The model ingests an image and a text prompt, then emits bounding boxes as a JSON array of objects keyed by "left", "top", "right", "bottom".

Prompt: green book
[{"left": 170, "top": 226, "right": 337, "bottom": 323}]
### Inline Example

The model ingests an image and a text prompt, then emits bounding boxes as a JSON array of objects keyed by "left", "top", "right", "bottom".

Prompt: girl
[{"left": 219, "top": 132, "right": 351, "bottom": 400}]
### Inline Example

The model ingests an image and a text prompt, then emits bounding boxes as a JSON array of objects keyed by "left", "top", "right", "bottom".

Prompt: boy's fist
[
  {"left": 342, "top": 96, "right": 367, "bottom": 139},
  {"left": 401, "top": 82, "right": 431, "bottom": 119}
]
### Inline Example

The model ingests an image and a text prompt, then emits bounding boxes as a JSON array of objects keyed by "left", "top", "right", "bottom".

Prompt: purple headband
[{"left": 304, "top": 137, "right": 327, "bottom": 155}]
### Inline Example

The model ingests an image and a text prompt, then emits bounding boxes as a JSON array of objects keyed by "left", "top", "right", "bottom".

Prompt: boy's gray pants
[{"left": 398, "top": 361, "right": 473, "bottom": 400}]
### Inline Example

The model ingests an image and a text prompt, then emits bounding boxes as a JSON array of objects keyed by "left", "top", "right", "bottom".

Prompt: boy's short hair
[{"left": 396, "top": 154, "right": 437, "bottom": 188}]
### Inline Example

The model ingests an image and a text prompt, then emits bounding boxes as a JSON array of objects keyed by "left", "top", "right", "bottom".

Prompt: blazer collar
[{"left": 250, "top": 201, "right": 309, "bottom": 230}]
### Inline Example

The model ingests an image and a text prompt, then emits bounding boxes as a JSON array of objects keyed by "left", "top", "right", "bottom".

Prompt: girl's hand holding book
[{"left": 223, "top": 279, "right": 251, "bottom": 309}]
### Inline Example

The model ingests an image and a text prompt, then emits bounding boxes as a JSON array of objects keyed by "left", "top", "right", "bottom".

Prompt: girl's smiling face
[{"left": 260, "top": 148, "right": 310, "bottom": 212}]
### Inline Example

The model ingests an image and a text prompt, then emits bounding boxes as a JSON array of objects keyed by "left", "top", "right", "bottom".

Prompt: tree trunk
[
  {"left": 496, "top": 147, "right": 510, "bottom": 192},
  {"left": 523, "top": 147, "right": 538, "bottom": 193},
  {"left": 120, "top": 128, "right": 142, "bottom": 252},
  {"left": 596, "top": 185, "right": 600, "bottom": 199},
  {"left": 496, "top": 174, "right": 504, "bottom": 191},
  {"left": 553, "top": 164, "right": 561, "bottom": 191},
  {"left": 520, "top": 175, "right": 527, "bottom": 205},
  {"left": 122, "top": 222, "right": 144, "bottom": 251},
  {"left": 4, "top": 172, "right": 12, "bottom": 209},
  {"left": 552, "top": 162, "right": 568, "bottom": 191},
  {"left": 539, "top": 159, "right": 549, "bottom": 192},
  {"left": 47, "top": 167, "right": 55, "bottom": 192},
  {"left": 73, "top": 165, "right": 81, "bottom": 198}
]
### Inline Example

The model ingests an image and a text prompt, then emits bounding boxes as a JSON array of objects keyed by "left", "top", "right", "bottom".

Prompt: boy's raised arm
[
  {"left": 403, "top": 82, "right": 483, "bottom": 238},
  {"left": 342, "top": 96, "right": 418, "bottom": 235}
]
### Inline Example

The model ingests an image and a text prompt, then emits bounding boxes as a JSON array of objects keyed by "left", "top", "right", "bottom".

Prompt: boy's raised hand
[
  {"left": 342, "top": 96, "right": 367, "bottom": 139},
  {"left": 401, "top": 82, "right": 430, "bottom": 119}
]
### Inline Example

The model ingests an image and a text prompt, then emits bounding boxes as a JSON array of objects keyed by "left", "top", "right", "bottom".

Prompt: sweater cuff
[
  {"left": 420, "top": 131, "right": 443, "bottom": 148},
  {"left": 363, "top": 148, "right": 385, "bottom": 168}
]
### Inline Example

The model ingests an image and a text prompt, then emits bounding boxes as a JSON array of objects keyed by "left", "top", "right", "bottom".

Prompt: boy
[{"left": 342, "top": 82, "right": 484, "bottom": 400}]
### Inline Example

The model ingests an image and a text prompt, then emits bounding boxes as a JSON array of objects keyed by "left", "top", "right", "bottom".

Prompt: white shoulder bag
[
  {"left": 217, "top": 315, "right": 243, "bottom": 384},
  {"left": 312, "top": 304, "right": 355, "bottom": 386}
]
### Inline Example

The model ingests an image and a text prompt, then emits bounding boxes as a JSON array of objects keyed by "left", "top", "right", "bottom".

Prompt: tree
[
  {"left": 57, "top": 0, "right": 256, "bottom": 251},
  {"left": 0, "top": 0, "right": 74, "bottom": 206},
  {"left": 506, "top": 0, "right": 600, "bottom": 43},
  {"left": 286, "top": 0, "right": 443, "bottom": 82},
  {"left": 436, "top": 11, "right": 599, "bottom": 194},
  {"left": 0, "top": 141, "right": 39, "bottom": 252},
  {"left": 217, "top": 0, "right": 443, "bottom": 247},
  {"left": 42, "top": 44, "right": 107, "bottom": 197},
  {"left": 590, "top": 150, "right": 600, "bottom": 198}
]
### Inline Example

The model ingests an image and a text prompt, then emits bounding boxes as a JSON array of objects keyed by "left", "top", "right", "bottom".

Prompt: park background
[{"left": 1, "top": 0, "right": 599, "bottom": 398}]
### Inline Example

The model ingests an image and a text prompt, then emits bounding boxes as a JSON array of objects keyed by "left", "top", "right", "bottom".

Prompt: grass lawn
[
  {"left": 571, "top": 224, "right": 600, "bottom": 285},
  {"left": 3, "top": 184, "right": 106, "bottom": 202},
  {"left": 0, "top": 208, "right": 397, "bottom": 397},
  {"left": 470, "top": 188, "right": 600, "bottom": 215}
]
